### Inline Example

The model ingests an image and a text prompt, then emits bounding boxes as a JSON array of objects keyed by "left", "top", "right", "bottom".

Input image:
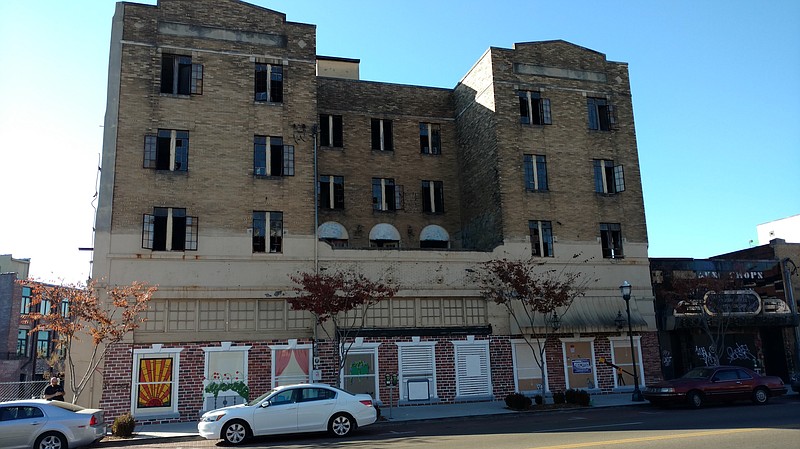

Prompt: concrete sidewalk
[{"left": 100, "top": 393, "right": 647, "bottom": 445}]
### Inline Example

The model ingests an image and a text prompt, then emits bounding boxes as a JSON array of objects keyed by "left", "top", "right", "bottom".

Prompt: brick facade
[{"left": 88, "top": 0, "right": 660, "bottom": 423}]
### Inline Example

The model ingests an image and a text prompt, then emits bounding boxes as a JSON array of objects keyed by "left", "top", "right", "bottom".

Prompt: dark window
[
  {"left": 420, "top": 239, "right": 448, "bottom": 249},
  {"left": 253, "top": 211, "right": 283, "bottom": 253},
  {"left": 421, "top": 180, "right": 444, "bottom": 214},
  {"left": 420, "top": 123, "right": 441, "bottom": 155},
  {"left": 524, "top": 155, "right": 549, "bottom": 192},
  {"left": 371, "top": 119, "right": 393, "bottom": 151},
  {"left": 588, "top": 97, "right": 615, "bottom": 131},
  {"left": 319, "top": 175, "right": 345, "bottom": 209},
  {"left": 713, "top": 369, "right": 739, "bottom": 382},
  {"left": 529, "top": 220, "right": 554, "bottom": 257},
  {"left": 255, "top": 64, "right": 283, "bottom": 103},
  {"left": 372, "top": 178, "right": 402, "bottom": 211},
  {"left": 518, "top": 91, "right": 552, "bottom": 125},
  {"left": 20, "top": 286, "right": 31, "bottom": 314},
  {"left": 160, "top": 55, "right": 202, "bottom": 95},
  {"left": 144, "top": 130, "right": 189, "bottom": 171},
  {"left": 300, "top": 387, "right": 336, "bottom": 402},
  {"left": 142, "top": 207, "right": 198, "bottom": 251},
  {"left": 0, "top": 406, "right": 44, "bottom": 421},
  {"left": 600, "top": 223, "right": 623, "bottom": 259},
  {"left": 60, "top": 298, "right": 69, "bottom": 317},
  {"left": 593, "top": 160, "right": 625, "bottom": 194},
  {"left": 320, "top": 114, "right": 343, "bottom": 147},
  {"left": 254, "top": 136, "right": 294, "bottom": 176},
  {"left": 16, "top": 330, "right": 27, "bottom": 356},
  {"left": 36, "top": 331, "right": 50, "bottom": 358}
]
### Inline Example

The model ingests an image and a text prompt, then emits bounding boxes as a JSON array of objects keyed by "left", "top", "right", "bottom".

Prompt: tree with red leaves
[
  {"left": 289, "top": 271, "right": 396, "bottom": 378},
  {"left": 20, "top": 280, "right": 157, "bottom": 403},
  {"left": 477, "top": 258, "right": 590, "bottom": 390}
]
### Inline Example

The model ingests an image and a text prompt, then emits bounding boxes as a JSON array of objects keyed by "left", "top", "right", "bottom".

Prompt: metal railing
[{"left": 0, "top": 380, "right": 49, "bottom": 401}]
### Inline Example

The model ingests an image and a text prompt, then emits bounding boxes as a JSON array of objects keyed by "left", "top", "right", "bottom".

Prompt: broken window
[
  {"left": 255, "top": 64, "right": 283, "bottom": 103},
  {"left": 254, "top": 135, "right": 294, "bottom": 176},
  {"left": 252, "top": 211, "right": 283, "bottom": 253},
  {"left": 587, "top": 97, "right": 615, "bottom": 131},
  {"left": 320, "top": 114, "right": 343, "bottom": 147},
  {"left": 523, "top": 154, "right": 548, "bottom": 192},
  {"left": 371, "top": 119, "right": 393, "bottom": 151},
  {"left": 160, "top": 54, "right": 202, "bottom": 95},
  {"left": 142, "top": 207, "right": 198, "bottom": 251},
  {"left": 518, "top": 91, "right": 551, "bottom": 125},
  {"left": 144, "top": 129, "right": 189, "bottom": 171},
  {"left": 372, "top": 178, "right": 402, "bottom": 211},
  {"left": 421, "top": 180, "right": 444, "bottom": 214},
  {"left": 319, "top": 175, "right": 345, "bottom": 209},
  {"left": 420, "top": 123, "right": 442, "bottom": 155},
  {"left": 600, "top": 223, "right": 624, "bottom": 259},
  {"left": 593, "top": 159, "right": 625, "bottom": 194}
]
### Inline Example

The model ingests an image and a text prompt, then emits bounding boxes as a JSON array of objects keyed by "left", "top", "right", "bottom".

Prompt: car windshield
[
  {"left": 682, "top": 367, "right": 715, "bottom": 379},
  {"left": 246, "top": 388, "right": 278, "bottom": 406}
]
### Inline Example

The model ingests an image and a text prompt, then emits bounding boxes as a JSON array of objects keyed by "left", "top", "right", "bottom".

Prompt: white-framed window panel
[
  {"left": 340, "top": 340, "right": 381, "bottom": 401},
  {"left": 202, "top": 343, "right": 251, "bottom": 411},
  {"left": 131, "top": 345, "right": 182, "bottom": 418},
  {"left": 451, "top": 337, "right": 491, "bottom": 398},
  {"left": 270, "top": 340, "right": 312, "bottom": 387},
  {"left": 511, "top": 339, "right": 547, "bottom": 393},
  {"left": 396, "top": 339, "right": 437, "bottom": 402},
  {"left": 560, "top": 337, "right": 598, "bottom": 390},
  {"left": 609, "top": 336, "right": 645, "bottom": 389}
]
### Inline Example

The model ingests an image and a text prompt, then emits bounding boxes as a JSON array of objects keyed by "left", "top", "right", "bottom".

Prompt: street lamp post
[{"left": 620, "top": 281, "right": 644, "bottom": 402}]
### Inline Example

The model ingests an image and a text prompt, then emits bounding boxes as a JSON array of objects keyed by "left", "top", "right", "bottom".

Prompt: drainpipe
[
  {"left": 311, "top": 124, "right": 319, "bottom": 365},
  {"left": 781, "top": 258, "right": 800, "bottom": 372}
]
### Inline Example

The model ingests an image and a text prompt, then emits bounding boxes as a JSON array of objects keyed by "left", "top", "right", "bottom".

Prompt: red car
[{"left": 643, "top": 365, "right": 787, "bottom": 408}]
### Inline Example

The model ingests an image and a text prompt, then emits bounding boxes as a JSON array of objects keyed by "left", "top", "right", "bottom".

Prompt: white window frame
[
  {"left": 131, "top": 345, "right": 183, "bottom": 419},
  {"left": 451, "top": 336, "right": 491, "bottom": 399},
  {"left": 269, "top": 340, "right": 313, "bottom": 388},
  {"left": 608, "top": 336, "right": 645, "bottom": 389},
  {"left": 511, "top": 338, "right": 548, "bottom": 394},
  {"left": 396, "top": 338, "right": 437, "bottom": 402},
  {"left": 202, "top": 342, "right": 251, "bottom": 411},
  {"left": 339, "top": 339, "right": 381, "bottom": 402}
]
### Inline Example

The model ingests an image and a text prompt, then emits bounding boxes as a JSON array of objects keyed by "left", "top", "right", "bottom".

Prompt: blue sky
[{"left": 1, "top": 0, "right": 798, "bottom": 284}]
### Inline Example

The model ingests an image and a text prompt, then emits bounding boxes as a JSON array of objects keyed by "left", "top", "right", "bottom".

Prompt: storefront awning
[{"left": 514, "top": 296, "right": 652, "bottom": 334}]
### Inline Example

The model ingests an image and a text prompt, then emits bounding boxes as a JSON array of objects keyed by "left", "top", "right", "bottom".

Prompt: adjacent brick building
[{"left": 85, "top": 0, "right": 660, "bottom": 423}]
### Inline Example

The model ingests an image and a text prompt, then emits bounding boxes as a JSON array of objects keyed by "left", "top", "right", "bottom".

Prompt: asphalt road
[{"left": 107, "top": 395, "right": 800, "bottom": 449}]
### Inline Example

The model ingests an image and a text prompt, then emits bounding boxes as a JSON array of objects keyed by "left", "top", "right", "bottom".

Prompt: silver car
[{"left": 0, "top": 399, "right": 106, "bottom": 449}]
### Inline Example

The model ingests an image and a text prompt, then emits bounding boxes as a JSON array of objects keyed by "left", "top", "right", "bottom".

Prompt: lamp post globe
[{"left": 619, "top": 281, "right": 644, "bottom": 402}]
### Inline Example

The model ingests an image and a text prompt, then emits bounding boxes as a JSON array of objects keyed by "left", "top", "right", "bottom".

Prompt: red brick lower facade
[{"left": 99, "top": 332, "right": 662, "bottom": 424}]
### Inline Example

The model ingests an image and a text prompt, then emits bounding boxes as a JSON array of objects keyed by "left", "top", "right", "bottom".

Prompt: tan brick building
[{"left": 86, "top": 0, "right": 659, "bottom": 422}]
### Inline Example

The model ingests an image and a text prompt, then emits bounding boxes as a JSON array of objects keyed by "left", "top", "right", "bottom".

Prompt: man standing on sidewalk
[{"left": 43, "top": 377, "right": 65, "bottom": 401}]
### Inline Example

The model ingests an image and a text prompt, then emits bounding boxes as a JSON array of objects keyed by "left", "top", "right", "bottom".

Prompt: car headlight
[
  {"left": 201, "top": 413, "right": 226, "bottom": 422},
  {"left": 659, "top": 387, "right": 675, "bottom": 393}
]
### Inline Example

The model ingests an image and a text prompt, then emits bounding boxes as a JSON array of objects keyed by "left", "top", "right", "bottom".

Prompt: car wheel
[
  {"left": 34, "top": 432, "right": 67, "bottom": 449},
  {"left": 222, "top": 420, "right": 250, "bottom": 445},
  {"left": 687, "top": 390, "right": 703, "bottom": 408},
  {"left": 752, "top": 387, "right": 769, "bottom": 405},
  {"left": 329, "top": 413, "right": 355, "bottom": 437}
]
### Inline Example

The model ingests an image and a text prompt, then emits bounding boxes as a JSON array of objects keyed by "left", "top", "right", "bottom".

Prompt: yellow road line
[{"left": 533, "top": 428, "right": 764, "bottom": 449}]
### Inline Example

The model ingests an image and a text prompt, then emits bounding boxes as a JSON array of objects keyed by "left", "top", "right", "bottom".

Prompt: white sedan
[
  {"left": 0, "top": 399, "right": 106, "bottom": 449},
  {"left": 198, "top": 383, "right": 377, "bottom": 444}
]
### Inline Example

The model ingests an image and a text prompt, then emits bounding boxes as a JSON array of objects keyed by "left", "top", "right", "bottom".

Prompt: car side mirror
[{"left": 261, "top": 400, "right": 271, "bottom": 408}]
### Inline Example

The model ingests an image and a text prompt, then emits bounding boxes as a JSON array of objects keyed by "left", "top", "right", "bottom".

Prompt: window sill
[
  {"left": 371, "top": 149, "right": 394, "bottom": 154},
  {"left": 321, "top": 146, "right": 344, "bottom": 151},
  {"left": 253, "top": 174, "right": 287, "bottom": 179},
  {"left": 253, "top": 100, "right": 283, "bottom": 106}
]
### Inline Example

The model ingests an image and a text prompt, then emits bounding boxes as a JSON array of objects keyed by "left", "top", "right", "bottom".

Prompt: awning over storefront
[{"left": 513, "top": 296, "right": 651, "bottom": 334}]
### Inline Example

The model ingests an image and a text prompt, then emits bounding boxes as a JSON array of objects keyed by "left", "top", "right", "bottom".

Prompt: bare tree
[
  {"left": 289, "top": 271, "right": 396, "bottom": 382},
  {"left": 20, "top": 280, "right": 156, "bottom": 403},
  {"left": 476, "top": 258, "right": 590, "bottom": 390}
]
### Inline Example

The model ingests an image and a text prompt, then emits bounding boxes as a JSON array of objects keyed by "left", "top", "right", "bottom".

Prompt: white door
[
  {"left": 296, "top": 387, "right": 337, "bottom": 432},
  {"left": 454, "top": 342, "right": 491, "bottom": 397}
]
